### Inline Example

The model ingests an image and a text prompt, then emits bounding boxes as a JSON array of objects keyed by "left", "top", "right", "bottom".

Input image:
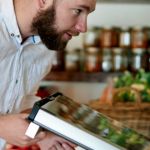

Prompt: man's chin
[{"left": 44, "top": 42, "right": 68, "bottom": 51}]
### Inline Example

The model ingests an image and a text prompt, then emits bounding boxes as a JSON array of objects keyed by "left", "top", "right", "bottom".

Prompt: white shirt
[{"left": 0, "top": 0, "right": 55, "bottom": 148}]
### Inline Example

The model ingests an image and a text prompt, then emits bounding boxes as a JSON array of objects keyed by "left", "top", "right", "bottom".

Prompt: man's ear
[
  {"left": 37, "top": 0, "right": 54, "bottom": 10},
  {"left": 38, "top": 0, "right": 46, "bottom": 9}
]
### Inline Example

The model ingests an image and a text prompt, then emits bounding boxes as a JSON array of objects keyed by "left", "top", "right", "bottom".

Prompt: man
[{"left": 0, "top": 0, "right": 96, "bottom": 149}]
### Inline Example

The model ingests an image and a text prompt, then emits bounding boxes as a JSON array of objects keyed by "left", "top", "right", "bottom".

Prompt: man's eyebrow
[{"left": 78, "top": 5, "right": 95, "bottom": 13}]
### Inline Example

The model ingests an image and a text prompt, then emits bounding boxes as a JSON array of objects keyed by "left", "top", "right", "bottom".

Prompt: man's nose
[{"left": 75, "top": 18, "right": 87, "bottom": 33}]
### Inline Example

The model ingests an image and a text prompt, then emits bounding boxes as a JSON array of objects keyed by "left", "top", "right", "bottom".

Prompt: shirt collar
[
  {"left": 31, "top": 35, "right": 41, "bottom": 44},
  {"left": 1, "top": 0, "right": 41, "bottom": 44}
]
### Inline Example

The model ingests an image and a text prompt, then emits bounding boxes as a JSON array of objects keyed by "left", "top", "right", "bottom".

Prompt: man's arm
[{"left": 0, "top": 113, "right": 46, "bottom": 147}]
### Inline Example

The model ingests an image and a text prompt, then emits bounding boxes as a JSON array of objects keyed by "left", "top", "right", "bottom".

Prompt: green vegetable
[
  {"left": 117, "top": 91, "right": 135, "bottom": 102},
  {"left": 141, "top": 90, "right": 150, "bottom": 102},
  {"left": 114, "top": 71, "right": 133, "bottom": 88},
  {"left": 113, "top": 69, "right": 150, "bottom": 102}
]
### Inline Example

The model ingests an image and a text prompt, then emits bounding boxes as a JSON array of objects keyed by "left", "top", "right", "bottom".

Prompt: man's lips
[
  {"left": 63, "top": 32, "right": 79, "bottom": 41},
  {"left": 67, "top": 32, "right": 79, "bottom": 37},
  {"left": 66, "top": 33, "right": 72, "bottom": 40}
]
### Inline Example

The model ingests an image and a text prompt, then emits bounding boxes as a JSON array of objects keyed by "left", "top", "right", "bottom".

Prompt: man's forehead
[
  {"left": 60, "top": 0, "right": 96, "bottom": 12},
  {"left": 75, "top": 0, "right": 96, "bottom": 11},
  {"left": 78, "top": 3, "right": 95, "bottom": 13}
]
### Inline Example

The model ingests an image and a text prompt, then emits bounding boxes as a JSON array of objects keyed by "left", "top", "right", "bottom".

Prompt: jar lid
[
  {"left": 132, "top": 48, "right": 145, "bottom": 54},
  {"left": 120, "top": 26, "right": 130, "bottom": 32},
  {"left": 86, "top": 47, "right": 99, "bottom": 53},
  {"left": 113, "top": 48, "right": 122, "bottom": 54},
  {"left": 132, "top": 26, "right": 143, "bottom": 31},
  {"left": 103, "top": 25, "right": 112, "bottom": 30}
]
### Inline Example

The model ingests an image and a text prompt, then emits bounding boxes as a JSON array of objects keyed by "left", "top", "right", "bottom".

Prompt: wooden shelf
[{"left": 44, "top": 71, "right": 122, "bottom": 82}]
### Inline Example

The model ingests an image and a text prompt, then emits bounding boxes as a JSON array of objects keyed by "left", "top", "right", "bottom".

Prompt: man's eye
[{"left": 74, "top": 9, "right": 82, "bottom": 15}]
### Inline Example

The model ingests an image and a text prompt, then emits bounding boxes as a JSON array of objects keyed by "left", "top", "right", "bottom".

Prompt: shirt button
[
  {"left": 16, "top": 79, "right": 18, "bottom": 84},
  {"left": 17, "top": 35, "right": 20, "bottom": 38},
  {"left": 11, "top": 33, "right": 15, "bottom": 37}
]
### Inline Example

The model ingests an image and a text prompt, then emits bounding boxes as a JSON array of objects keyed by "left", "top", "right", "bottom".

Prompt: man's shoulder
[
  {"left": 0, "top": 0, "right": 4, "bottom": 15},
  {"left": 0, "top": 0, "right": 5, "bottom": 23}
]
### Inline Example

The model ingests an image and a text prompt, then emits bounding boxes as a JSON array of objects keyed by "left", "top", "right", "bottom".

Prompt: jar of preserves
[
  {"left": 101, "top": 48, "right": 112, "bottom": 72},
  {"left": 131, "top": 27, "right": 148, "bottom": 48},
  {"left": 119, "top": 27, "right": 131, "bottom": 48},
  {"left": 143, "top": 27, "right": 150, "bottom": 48},
  {"left": 131, "top": 48, "right": 147, "bottom": 72},
  {"left": 112, "top": 48, "right": 128, "bottom": 72},
  {"left": 83, "top": 27, "right": 101, "bottom": 48},
  {"left": 111, "top": 27, "right": 121, "bottom": 48},
  {"left": 100, "top": 27, "right": 112, "bottom": 48},
  {"left": 84, "top": 47, "right": 100, "bottom": 72},
  {"left": 65, "top": 48, "right": 81, "bottom": 72},
  {"left": 126, "top": 48, "right": 132, "bottom": 71}
]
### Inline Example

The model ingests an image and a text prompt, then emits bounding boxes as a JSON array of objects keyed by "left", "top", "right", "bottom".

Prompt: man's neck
[{"left": 13, "top": 0, "right": 37, "bottom": 40}]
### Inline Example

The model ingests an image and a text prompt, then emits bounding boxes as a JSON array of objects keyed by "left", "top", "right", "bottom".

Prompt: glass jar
[
  {"left": 83, "top": 27, "right": 101, "bottom": 48},
  {"left": 131, "top": 27, "right": 148, "bottom": 48},
  {"left": 143, "top": 27, "right": 150, "bottom": 48},
  {"left": 131, "top": 48, "right": 146, "bottom": 72},
  {"left": 100, "top": 27, "right": 112, "bottom": 48},
  {"left": 65, "top": 48, "right": 81, "bottom": 72},
  {"left": 101, "top": 48, "right": 112, "bottom": 72},
  {"left": 119, "top": 27, "right": 131, "bottom": 48},
  {"left": 125, "top": 48, "right": 132, "bottom": 71},
  {"left": 111, "top": 27, "right": 121, "bottom": 48},
  {"left": 112, "top": 48, "right": 128, "bottom": 72},
  {"left": 84, "top": 47, "right": 100, "bottom": 72}
]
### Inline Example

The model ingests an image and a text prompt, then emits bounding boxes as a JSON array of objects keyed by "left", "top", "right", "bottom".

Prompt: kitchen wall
[
  {"left": 42, "top": 3, "right": 150, "bottom": 104},
  {"left": 67, "top": 3, "right": 150, "bottom": 50}
]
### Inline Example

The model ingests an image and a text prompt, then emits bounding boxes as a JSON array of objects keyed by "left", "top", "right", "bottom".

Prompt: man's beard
[{"left": 31, "top": 6, "right": 67, "bottom": 51}]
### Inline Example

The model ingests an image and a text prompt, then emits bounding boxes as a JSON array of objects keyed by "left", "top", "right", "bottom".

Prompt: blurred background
[{"left": 38, "top": 1, "right": 150, "bottom": 104}]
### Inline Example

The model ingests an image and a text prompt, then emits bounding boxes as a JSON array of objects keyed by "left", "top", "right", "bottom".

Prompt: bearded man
[{"left": 0, "top": 0, "right": 96, "bottom": 149}]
